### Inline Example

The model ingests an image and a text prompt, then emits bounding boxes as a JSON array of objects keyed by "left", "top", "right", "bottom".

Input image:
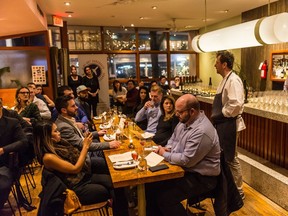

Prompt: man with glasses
[{"left": 145, "top": 94, "right": 221, "bottom": 216}]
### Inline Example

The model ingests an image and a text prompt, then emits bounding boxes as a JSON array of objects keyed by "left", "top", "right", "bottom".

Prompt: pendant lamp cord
[
  {"left": 268, "top": 0, "right": 270, "bottom": 16},
  {"left": 204, "top": 0, "right": 207, "bottom": 32}
]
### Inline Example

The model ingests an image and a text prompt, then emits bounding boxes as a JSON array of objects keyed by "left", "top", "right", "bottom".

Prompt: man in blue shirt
[
  {"left": 146, "top": 94, "right": 221, "bottom": 216},
  {"left": 135, "top": 85, "right": 163, "bottom": 133}
]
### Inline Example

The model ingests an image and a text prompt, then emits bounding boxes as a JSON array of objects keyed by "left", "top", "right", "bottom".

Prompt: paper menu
[
  {"left": 145, "top": 152, "right": 164, "bottom": 167},
  {"left": 108, "top": 152, "right": 133, "bottom": 163}
]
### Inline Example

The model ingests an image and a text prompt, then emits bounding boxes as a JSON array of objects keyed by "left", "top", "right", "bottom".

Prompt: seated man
[
  {"left": 123, "top": 79, "right": 138, "bottom": 116},
  {"left": 146, "top": 94, "right": 221, "bottom": 216},
  {"left": 135, "top": 85, "right": 163, "bottom": 134},
  {"left": 0, "top": 98, "right": 28, "bottom": 210},
  {"left": 55, "top": 95, "right": 120, "bottom": 174},
  {"left": 27, "top": 82, "right": 51, "bottom": 120}
]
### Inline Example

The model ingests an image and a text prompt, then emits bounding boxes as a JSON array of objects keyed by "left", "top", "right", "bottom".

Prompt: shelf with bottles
[{"left": 270, "top": 51, "right": 288, "bottom": 81}]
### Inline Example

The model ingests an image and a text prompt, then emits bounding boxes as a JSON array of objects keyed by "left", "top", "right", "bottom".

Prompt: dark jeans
[
  {"left": 74, "top": 174, "right": 129, "bottom": 216},
  {"left": 0, "top": 166, "right": 13, "bottom": 209},
  {"left": 90, "top": 152, "right": 109, "bottom": 174},
  {"left": 145, "top": 172, "right": 217, "bottom": 216}
]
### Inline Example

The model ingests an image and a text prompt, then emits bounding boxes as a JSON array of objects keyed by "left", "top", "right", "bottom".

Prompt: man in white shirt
[
  {"left": 212, "top": 50, "right": 246, "bottom": 199},
  {"left": 27, "top": 83, "right": 51, "bottom": 120}
]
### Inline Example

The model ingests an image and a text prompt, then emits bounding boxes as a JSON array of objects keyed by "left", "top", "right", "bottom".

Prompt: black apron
[{"left": 211, "top": 72, "right": 237, "bottom": 162}]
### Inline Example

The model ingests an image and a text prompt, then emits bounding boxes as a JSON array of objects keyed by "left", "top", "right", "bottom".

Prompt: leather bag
[{"left": 63, "top": 189, "right": 81, "bottom": 215}]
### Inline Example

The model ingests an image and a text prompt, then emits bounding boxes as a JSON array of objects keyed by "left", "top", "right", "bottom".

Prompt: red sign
[{"left": 53, "top": 16, "right": 63, "bottom": 27}]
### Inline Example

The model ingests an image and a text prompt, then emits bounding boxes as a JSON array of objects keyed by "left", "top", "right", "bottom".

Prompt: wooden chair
[{"left": 68, "top": 201, "right": 110, "bottom": 216}]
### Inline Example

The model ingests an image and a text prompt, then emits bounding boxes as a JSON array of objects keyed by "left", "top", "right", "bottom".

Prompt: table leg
[{"left": 137, "top": 184, "right": 146, "bottom": 216}]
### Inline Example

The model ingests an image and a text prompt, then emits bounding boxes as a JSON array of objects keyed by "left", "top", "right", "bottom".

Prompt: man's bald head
[{"left": 176, "top": 94, "right": 200, "bottom": 111}]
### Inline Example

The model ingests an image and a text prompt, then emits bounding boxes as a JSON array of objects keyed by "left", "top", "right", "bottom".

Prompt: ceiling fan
[{"left": 166, "top": 18, "right": 196, "bottom": 33}]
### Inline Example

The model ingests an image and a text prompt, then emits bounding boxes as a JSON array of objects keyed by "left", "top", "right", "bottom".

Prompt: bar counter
[{"left": 171, "top": 89, "right": 288, "bottom": 170}]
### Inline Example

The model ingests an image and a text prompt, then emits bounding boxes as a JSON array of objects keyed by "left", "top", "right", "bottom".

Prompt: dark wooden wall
[{"left": 241, "top": 0, "right": 288, "bottom": 91}]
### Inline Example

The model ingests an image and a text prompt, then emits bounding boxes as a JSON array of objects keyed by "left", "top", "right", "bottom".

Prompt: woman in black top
[
  {"left": 68, "top": 65, "right": 82, "bottom": 97},
  {"left": 133, "top": 86, "right": 150, "bottom": 130},
  {"left": 153, "top": 95, "right": 179, "bottom": 146},
  {"left": 82, "top": 66, "right": 100, "bottom": 116}
]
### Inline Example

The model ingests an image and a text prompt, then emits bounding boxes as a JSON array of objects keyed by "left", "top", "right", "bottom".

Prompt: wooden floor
[{"left": 1, "top": 164, "right": 287, "bottom": 216}]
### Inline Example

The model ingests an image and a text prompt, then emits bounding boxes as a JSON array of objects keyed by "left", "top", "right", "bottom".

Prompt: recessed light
[
  {"left": 131, "top": 24, "right": 134, "bottom": 27},
  {"left": 68, "top": 14, "right": 72, "bottom": 18},
  {"left": 139, "top": 17, "right": 144, "bottom": 20},
  {"left": 64, "top": 2, "right": 71, "bottom": 6},
  {"left": 152, "top": 6, "right": 157, "bottom": 10}
]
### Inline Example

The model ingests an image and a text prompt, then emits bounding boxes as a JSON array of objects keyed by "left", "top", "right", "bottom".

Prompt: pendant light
[{"left": 192, "top": 1, "right": 288, "bottom": 53}]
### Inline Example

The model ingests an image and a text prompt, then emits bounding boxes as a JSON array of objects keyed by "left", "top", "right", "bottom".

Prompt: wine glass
[
  {"left": 131, "top": 150, "right": 139, "bottom": 172},
  {"left": 139, "top": 138, "right": 146, "bottom": 156},
  {"left": 118, "top": 106, "right": 123, "bottom": 116}
]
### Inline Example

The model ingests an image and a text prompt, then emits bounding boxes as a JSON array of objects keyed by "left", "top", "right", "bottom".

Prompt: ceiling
[{"left": 38, "top": 0, "right": 277, "bottom": 31}]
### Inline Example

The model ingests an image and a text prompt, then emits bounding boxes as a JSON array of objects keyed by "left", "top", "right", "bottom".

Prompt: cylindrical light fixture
[{"left": 192, "top": 12, "right": 288, "bottom": 53}]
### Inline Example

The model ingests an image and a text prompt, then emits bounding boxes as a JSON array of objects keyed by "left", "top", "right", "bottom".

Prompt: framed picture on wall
[
  {"left": 32, "top": 65, "right": 46, "bottom": 85},
  {"left": 271, "top": 51, "right": 288, "bottom": 81}
]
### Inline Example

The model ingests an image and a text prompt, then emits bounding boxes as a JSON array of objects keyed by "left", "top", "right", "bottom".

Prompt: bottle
[{"left": 209, "top": 77, "right": 212, "bottom": 87}]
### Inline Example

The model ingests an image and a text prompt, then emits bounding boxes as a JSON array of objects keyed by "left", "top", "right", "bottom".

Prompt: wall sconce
[{"left": 192, "top": 12, "right": 288, "bottom": 53}]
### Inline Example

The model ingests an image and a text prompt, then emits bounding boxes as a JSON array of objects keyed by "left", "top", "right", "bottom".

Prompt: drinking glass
[{"left": 131, "top": 150, "right": 139, "bottom": 172}]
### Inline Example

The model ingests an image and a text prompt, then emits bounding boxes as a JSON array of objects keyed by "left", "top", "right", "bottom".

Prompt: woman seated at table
[
  {"left": 133, "top": 86, "right": 150, "bottom": 130},
  {"left": 153, "top": 95, "right": 179, "bottom": 146},
  {"left": 34, "top": 120, "right": 129, "bottom": 215},
  {"left": 14, "top": 87, "right": 42, "bottom": 125},
  {"left": 112, "top": 80, "right": 127, "bottom": 108}
]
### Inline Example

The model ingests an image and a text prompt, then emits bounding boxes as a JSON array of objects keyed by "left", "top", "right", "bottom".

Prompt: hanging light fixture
[{"left": 192, "top": 12, "right": 288, "bottom": 53}]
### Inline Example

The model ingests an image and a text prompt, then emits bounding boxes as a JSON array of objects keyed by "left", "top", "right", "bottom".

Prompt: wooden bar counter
[{"left": 171, "top": 89, "right": 288, "bottom": 170}]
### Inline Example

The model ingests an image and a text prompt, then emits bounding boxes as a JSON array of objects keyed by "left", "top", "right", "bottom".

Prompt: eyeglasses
[
  {"left": 175, "top": 108, "right": 190, "bottom": 115},
  {"left": 19, "top": 92, "right": 29, "bottom": 95}
]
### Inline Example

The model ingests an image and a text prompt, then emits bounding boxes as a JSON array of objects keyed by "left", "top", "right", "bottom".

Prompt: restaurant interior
[{"left": 0, "top": 0, "right": 288, "bottom": 215}]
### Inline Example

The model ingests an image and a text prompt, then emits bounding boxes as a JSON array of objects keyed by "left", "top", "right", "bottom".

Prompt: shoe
[{"left": 21, "top": 202, "right": 36, "bottom": 211}]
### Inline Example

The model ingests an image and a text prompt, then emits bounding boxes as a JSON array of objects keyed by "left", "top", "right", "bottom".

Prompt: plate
[
  {"left": 100, "top": 124, "right": 111, "bottom": 129},
  {"left": 93, "top": 116, "right": 101, "bottom": 120},
  {"left": 113, "top": 161, "right": 137, "bottom": 170},
  {"left": 103, "top": 134, "right": 115, "bottom": 141}
]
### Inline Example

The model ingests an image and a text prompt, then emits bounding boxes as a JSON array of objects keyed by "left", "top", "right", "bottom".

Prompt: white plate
[
  {"left": 100, "top": 124, "right": 111, "bottom": 129},
  {"left": 103, "top": 134, "right": 115, "bottom": 141},
  {"left": 113, "top": 161, "right": 137, "bottom": 170}
]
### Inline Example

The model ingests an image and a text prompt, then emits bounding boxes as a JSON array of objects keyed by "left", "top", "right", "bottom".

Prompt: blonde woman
[{"left": 153, "top": 95, "right": 179, "bottom": 146}]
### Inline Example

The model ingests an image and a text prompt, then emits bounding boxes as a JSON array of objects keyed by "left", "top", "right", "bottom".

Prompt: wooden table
[
  {"left": 103, "top": 142, "right": 184, "bottom": 216},
  {"left": 95, "top": 117, "right": 184, "bottom": 216}
]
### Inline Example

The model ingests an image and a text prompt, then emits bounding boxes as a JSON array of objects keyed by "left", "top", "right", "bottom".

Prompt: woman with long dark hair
[
  {"left": 133, "top": 86, "right": 149, "bottom": 130},
  {"left": 112, "top": 80, "right": 127, "bottom": 108},
  {"left": 82, "top": 66, "right": 100, "bottom": 116},
  {"left": 152, "top": 95, "right": 179, "bottom": 146}
]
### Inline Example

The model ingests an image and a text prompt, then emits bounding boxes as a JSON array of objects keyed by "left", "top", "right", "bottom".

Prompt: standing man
[
  {"left": 135, "top": 85, "right": 163, "bottom": 134},
  {"left": 212, "top": 50, "right": 246, "bottom": 199}
]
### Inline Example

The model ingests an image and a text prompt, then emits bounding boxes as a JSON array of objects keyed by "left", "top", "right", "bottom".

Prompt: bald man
[{"left": 146, "top": 94, "right": 221, "bottom": 216}]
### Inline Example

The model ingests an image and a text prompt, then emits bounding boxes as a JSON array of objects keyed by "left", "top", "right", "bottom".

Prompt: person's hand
[
  {"left": 109, "top": 141, "right": 121, "bottom": 149},
  {"left": 75, "top": 122, "right": 84, "bottom": 130},
  {"left": 144, "top": 100, "right": 154, "bottom": 110},
  {"left": 98, "top": 130, "right": 107, "bottom": 136},
  {"left": 0, "top": 147, "right": 4, "bottom": 156},
  {"left": 83, "top": 132, "right": 93, "bottom": 150},
  {"left": 158, "top": 146, "right": 167, "bottom": 156},
  {"left": 22, "top": 117, "right": 31, "bottom": 125}
]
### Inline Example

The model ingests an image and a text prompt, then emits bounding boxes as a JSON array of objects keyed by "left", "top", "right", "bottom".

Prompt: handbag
[{"left": 63, "top": 189, "right": 82, "bottom": 215}]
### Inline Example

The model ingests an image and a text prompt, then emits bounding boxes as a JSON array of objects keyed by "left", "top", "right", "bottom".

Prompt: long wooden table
[{"left": 95, "top": 118, "right": 184, "bottom": 216}]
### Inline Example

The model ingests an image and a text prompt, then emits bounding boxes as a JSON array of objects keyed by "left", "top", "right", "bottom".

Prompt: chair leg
[{"left": 10, "top": 185, "right": 22, "bottom": 216}]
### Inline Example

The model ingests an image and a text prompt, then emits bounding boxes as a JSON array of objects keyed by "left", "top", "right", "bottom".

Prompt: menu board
[{"left": 31, "top": 65, "right": 46, "bottom": 85}]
